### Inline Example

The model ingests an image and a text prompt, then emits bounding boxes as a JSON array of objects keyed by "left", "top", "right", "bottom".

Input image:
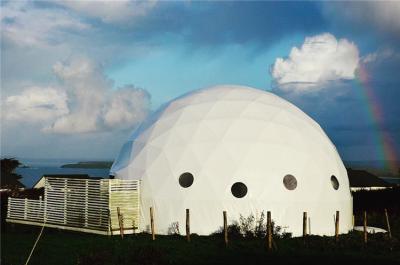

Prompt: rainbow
[{"left": 355, "top": 63, "right": 398, "bottom": 173}]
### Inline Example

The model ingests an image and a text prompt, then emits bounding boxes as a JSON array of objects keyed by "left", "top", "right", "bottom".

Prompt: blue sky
[
  {"left": 1, "top": 1, "right": 399, "bottom": 169},
  {"left": 107, "top": 39, "right": 298, "bottom": 107}
]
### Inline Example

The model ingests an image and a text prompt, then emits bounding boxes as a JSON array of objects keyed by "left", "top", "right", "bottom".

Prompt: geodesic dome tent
[{"left": 110, "top": 85, "right": 353, "bottom": 236}]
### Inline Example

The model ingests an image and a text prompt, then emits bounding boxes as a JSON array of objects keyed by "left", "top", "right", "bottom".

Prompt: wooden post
[
  {"left": 363, "top": 211, "right": 367, "bottom": 244},
  {"left": 384, "top": 209, "right": 392, "bottom": 239},
  {"left": 150, "top": 207, "right": 155, "bottom": 240},
  {"left": 335, "top": 211, "right": 339, "bottom": 242},
  {"left": 223, "top": 211, "right": 228, "bottom": 247},
  {"left": 117, "top": 207, "right": 124, "bottom": 239},
  {"left": 108, "top": 209, "right": 113, "bottom": 236},
  {"left": 266, "top": 211, "right": 272, "bottom": 251},
  {"left": 84, "top": 180, "right": 88, "bottom": 228},
  {"left": 352, "top": 214, "right": 355, "bottom": 227},
  {"left": 7, "top": 199, "right": 11, "bottom": 220},
  {"left": 39, "top": 196, "right": 43, "bottom": 222},
  {"left": 303, "top": 212, "right": 307, "bottom": 238},
  {"left": 63, "top": 179, "right": 67, "bottom": 224},
  {"left": 186, "top": 209, "right": 190, "bottom": 242},
  {"left": 44, "top": 179, "right": 48, "bottom": 224},
  {"left": 24, "top": 198, "right": 28, "bottom": 220}
]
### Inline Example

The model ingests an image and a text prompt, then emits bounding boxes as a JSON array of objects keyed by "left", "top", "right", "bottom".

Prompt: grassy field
[
  {"left": 2, "top": 223, "right": 400, "bottom": 265},
  {"left": 2, "top": 188, "right": 400, "bottom": 265}
]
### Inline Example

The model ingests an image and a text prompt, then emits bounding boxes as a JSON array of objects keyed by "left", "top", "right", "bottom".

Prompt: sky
[{"left": 1, "top": 1, "right": 400, "bottom": 170}]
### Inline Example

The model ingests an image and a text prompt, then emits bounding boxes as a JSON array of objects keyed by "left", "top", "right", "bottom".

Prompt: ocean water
[
  {"left": 381, "top": 177, "right": 400, "bottom": 184},
  {"left": 12, "top": 158, "right": 400, "bottom": 188},
  {"left": 15, "top": 158, "right": 111, "bottom": 188}
]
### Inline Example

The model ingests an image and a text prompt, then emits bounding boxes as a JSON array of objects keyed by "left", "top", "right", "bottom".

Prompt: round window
[
  {"left": 231, "top": 182, "right": 248, "bottom": 198},
  {"left": 283, "top": 174, "right": 297, "bottom": 190},
  {"left": 331, "top": 175, "right": 339, "bottom": 190},
  {"left": 179, "top": 172, "right": 194, "bottom": 188}
]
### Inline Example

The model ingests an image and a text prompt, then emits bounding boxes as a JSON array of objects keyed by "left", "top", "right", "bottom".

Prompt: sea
[
  {"left": 15, "top": 158, "right": 111, "bottom": 188},
  {"left": 12, "top": 158, "right": 400, "bottom": 188},
  {"left": 381, "top": 177, "right": 400, "bottom": 184}
]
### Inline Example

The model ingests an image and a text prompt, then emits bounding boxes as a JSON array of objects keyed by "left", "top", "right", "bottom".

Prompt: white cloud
[
  {"left": 3, "top": 87, "right": 69, "bottom": 122},
  {"left": 1, "top": 1, "right": 90, "bottom": 48},
  {"left": 45, "top": 57, "right": 110, "bottom": 133},
  {"left": 56, "top": 0, "right": 157, "bottom": 24},
  {"left": 4, "top": 58, "right": 151, "bottom": 134},
  {"left": 104, "top": 85, "right": 150, "bottom": 128},
  {"left": 271, "top": 33, "right": 359, "bottom": 92},
  {"left": 362, "top": 48, "right": 400, "bottom": 64}
]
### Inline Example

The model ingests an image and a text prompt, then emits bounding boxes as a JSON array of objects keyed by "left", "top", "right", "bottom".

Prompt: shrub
[
  {"left": 212, "top": 211, "right": 292, "bottom": 239},
  {"left": 167, "top": 221, "right": 180, "bottom": 235}
]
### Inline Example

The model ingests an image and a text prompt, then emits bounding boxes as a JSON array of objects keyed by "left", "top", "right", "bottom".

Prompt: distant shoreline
[{"left": 61, "top": 161, "right": 113, "bottom": 169}]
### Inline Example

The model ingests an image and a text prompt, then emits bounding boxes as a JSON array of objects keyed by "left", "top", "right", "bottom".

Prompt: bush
[
  {"left": 167, "top": 221, "right": 180, "bottom": 235},
  {"left": 212, "top": 211, "right": 292, "bottom": 239}
]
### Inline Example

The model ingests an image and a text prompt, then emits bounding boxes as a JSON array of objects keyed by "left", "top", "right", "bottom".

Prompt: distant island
[{"left": 61, "top": 161, "right": 113, "bottom": 169}]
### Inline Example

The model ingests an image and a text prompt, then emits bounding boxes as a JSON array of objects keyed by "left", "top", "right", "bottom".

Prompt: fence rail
[{"left": 6, "top": 177, "right": 140, "bottom": 235}]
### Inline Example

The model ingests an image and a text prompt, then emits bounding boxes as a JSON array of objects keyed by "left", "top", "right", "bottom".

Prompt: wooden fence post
[
  {"left": 384, "top": 209, "right": 392, "bottom": 239},
  {"left": 150, "top": 207, "right": 155, "bottom": 240},
  {"left": 7, "top": 199, "right": 11, "bottom": 220},
  {"left": 266, "top": 211, "right": 272, "bottom": 251},
  {"left": 117, "top": 207, "right": 124, "bottom": 239},
  {"left": 63, "top": 179, "right": 67, "bottom": 224},
  {"left": 39, "top": 196, "right": 43, "bottom": 222},
  {"left": 24, "top": 198, "right": 28, "bottom": 220},
  {"left": 186, "top": 209, "right": 191, "bottom": 242},
  {"left": 335, "top": 211, "right": 339, "bottom": 242},
  {"left": 303, "top": 212, "right": 307, "bottom": 239},
  {"left": 223, "top": 211, "right": 228, "bottom": 247},
  {"left": 363, "top": 211, "right": 367, "bottom": 245},
  {"left": 108, "top": 209, "right": 113, "bottom": 236},
  {"left": 84, "top": 179, "right": 88, "bottom": 228}
]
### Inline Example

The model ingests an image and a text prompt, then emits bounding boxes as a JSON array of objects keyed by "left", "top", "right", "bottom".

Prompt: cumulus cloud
[
  {"left": 271, "top": 33, "right": 359, "bottom": 92},
  {"left": 56, "top": 0, "right": 157, "bottom": 24},
  {"left": 362, "top": 48, "right": 400, "bottom": 64},
  {"left": 103, "top": 86, "right": 150, "bottom": 128},
  {"left": 3, "top": 87, "right": 69, "bottom": 122},
  {"left": 4, "top": 58, "right": 151, "bottom": 134},
  {"left": 1, "top": 1, "right": 89, "bottom": 47}
]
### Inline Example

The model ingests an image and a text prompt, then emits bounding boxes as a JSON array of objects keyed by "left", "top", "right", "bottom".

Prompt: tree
[{"left": 0, "top": 158, "right": 24, "bottom": 189}]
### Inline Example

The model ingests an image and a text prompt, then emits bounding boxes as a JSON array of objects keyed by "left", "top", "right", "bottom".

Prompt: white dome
[{"left": 111, "top": 85, "right": 352, "bottom": 236}]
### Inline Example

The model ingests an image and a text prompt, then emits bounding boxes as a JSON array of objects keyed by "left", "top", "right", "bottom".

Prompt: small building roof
[{"left": 347, "top": 168, "right": 392, "bottom": 188}]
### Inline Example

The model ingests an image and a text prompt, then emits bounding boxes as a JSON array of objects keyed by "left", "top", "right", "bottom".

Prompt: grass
[
  {"left": 1, "top": 223, "right": 400, "bottom": 265},
  {"left": 2, "top": 187, "right": 400, "bottom": 265}
]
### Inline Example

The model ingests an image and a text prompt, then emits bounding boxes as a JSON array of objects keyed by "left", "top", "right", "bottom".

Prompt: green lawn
[
  {"left": 2, "top": 223, "right": 399, "bottom": 265},
  {"left": 2, "top": 188, "right": 400, "bottom": 265}
]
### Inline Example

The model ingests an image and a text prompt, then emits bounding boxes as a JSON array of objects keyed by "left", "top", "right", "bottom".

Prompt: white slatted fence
[{"left": 6, "top": 177, "right": 140, "bottom": 235}]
